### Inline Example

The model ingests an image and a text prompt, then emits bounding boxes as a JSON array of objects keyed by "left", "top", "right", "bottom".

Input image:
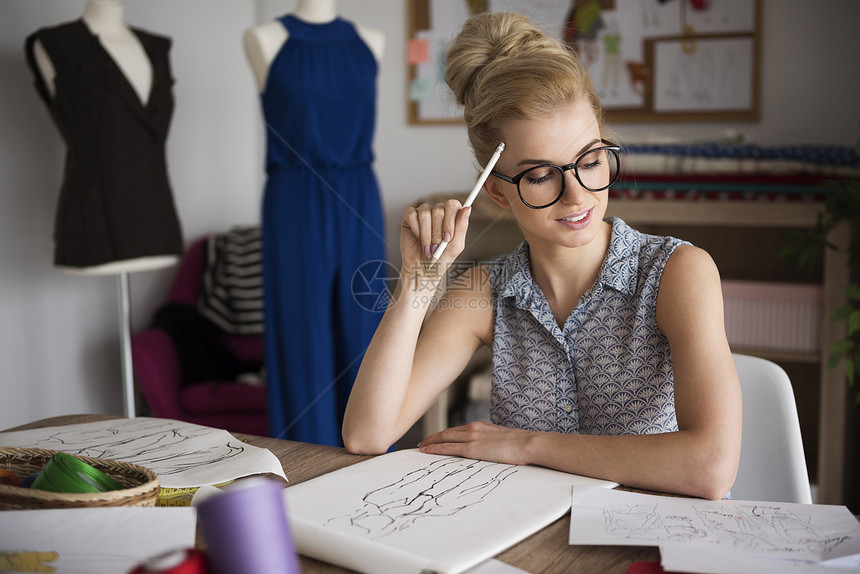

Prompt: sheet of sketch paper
[
  {"left": 0, "top": 417, "right": 286, "bottom": 488},
  {"left": 283, "top": 449, "right": 617, "bottom": 574},
  {"left": 0, "top": 507, "right": 196, "bottom": 574},
  {"left": 569, "top": 487, "right": 860, "bottom": 569},
  {"left": 659, "top": 544, "right": 860, "bottom": 574}
]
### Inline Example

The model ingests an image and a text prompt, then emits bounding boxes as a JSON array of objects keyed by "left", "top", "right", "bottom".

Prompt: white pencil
[{"left": 431, "top": 142, "right": 506, "bottom": 262}]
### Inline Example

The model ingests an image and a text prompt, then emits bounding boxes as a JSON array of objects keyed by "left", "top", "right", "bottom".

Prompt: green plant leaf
[
  {"left": 832, "top": 304, "right": 852, "bottom": 322},
  {"left": 777, "top": 246, "right": 795, "bottom": 260},
  {"left": 830, "top": 339, "right": 853, "bottom": 355},
  {"left": 828, "top": 339, "right": 853, "bottom": 367},
  {"left": 846, "top": 284, "right": 860, "bottom": 301},
  {"left": 850, "top": 310, "right": 860, "bottom": 336},
  {"left": 781, "top": 176, "right": 860, "bottom": 403}
]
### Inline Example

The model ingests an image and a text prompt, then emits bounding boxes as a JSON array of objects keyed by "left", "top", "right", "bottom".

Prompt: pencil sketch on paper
[
  {"left": 0, "top": 417, "right": 286, "bottom": 488},
  {"left": 603, "top": 501, "right": 850, "bottom": 557},
  {"left": 286, "top": 450, "right": 619, "bottom": 574},
  {"left": 10, "top": 418, "right": 247, "bottom": 476},
  {"left": 323, "top": 456, "right": 519, "bottom": 540},
  {"left": 603, "top": 503, "right": 710, "bottom": 543}
]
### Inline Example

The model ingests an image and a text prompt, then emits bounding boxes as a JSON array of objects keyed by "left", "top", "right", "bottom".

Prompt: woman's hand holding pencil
[{"left": 400, "top": 142, "right": 506, "bottom": 280}]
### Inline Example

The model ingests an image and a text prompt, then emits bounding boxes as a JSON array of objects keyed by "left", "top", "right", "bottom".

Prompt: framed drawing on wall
[{"left": 406, "top": 0, "right": 761, "bottom": 125}]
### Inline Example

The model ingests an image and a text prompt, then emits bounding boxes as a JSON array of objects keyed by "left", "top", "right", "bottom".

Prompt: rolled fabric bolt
[{"left": 197, "top": 478, "right": 300, "bottom": 574}]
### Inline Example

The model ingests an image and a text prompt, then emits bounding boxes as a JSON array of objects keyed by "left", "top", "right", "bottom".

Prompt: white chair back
[{"left": 731, "top": 353, "right": 812, "bottom": 503}]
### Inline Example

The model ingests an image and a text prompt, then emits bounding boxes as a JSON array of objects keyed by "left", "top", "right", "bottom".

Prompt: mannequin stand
[{"left": 118, "top": 272, "right": 135, "bottom": 417}]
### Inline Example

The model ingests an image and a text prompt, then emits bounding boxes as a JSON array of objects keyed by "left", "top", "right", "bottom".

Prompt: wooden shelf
[{"left": 606, "top": 198, "right": 823, "bottom": 228}]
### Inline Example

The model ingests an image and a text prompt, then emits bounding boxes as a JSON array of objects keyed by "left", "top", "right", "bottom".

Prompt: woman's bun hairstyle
[{"left": 445, "top": 12, "right": 604, "bottom": 166}]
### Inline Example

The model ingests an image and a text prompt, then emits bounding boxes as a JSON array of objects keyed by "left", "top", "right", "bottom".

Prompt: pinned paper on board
[
  {"left": 409, "top": 77, "right": 432, "bottom": 102},
  {"left": 0, "top": 417, "right": 286, "bottom": 488},
  {"left": 653, "top": 37, "right": 754, "bottom": 112},
  {"left": 284, "top": 449, "right": 616, "bottom": 574},
  {"left": 407, "top": 0, "right": 760, "bottom": 123},
  {"left": 410, "top": 29, "right": 461, "bottom": 120},
  {"left": 407, "top": 37, "right": 430, "bottom": 64}
]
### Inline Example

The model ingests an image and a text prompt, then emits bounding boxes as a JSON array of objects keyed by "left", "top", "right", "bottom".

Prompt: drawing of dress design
[{"left": 325, "top": 457, "right": 518, "bottom": 539}]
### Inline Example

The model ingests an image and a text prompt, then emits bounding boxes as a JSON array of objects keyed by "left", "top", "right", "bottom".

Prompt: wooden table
[{"left": 3, "top": 414, "right": 660, "bottom": 573}]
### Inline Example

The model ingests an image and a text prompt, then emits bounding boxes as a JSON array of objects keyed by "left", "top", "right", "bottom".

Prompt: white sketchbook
[
  {"left": 283, "top": 449, "right": 617, "bottom": 574},
  {"left": 0, "top": 417, "right": 286, "bottom": 488},
  {"left": 569, "top": 487, "right": 860, "bottom": 573}
]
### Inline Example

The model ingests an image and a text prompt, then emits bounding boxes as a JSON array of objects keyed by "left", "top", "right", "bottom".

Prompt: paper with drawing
[
  {"left": 0, "top": 417, "right": 285, "bottom": 488},
  {"left": 569, "top": 487, "right": 860, "bottom": 572},
  {"left": 284, "top": 449, "right": 617, "bottom": 574}
]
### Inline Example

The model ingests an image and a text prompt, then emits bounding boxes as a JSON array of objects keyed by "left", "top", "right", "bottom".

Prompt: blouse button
[{"left": 564, "top": 404, "right": 573, "bottom": 413}]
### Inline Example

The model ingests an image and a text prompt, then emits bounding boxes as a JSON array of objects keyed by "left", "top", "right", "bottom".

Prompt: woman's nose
[{"left": 559, "top": 169, "right": 590, "bottom": 204}]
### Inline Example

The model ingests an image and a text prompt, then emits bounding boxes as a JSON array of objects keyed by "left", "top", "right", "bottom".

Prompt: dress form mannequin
[
  {"left": 243, "top": 0, "right": 385, "bottom": 92},
  {"left": 26, "top": 0, "right": 185, "bottom": 417},
  {"left": 246, "top": 0, "right": 387, "bottom": 443},
  {"left": 32, "top": 0, "right": 178, "bottom": 276}
]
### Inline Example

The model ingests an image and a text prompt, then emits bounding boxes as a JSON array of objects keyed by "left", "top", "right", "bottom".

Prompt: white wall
[{"left": 2, "top": 0, "right": 859, "bottom": 429}]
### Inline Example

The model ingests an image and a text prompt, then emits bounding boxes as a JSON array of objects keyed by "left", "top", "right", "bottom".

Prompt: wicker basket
[{"left": 0, "top": 447, "right": 160, "bottom": 510}]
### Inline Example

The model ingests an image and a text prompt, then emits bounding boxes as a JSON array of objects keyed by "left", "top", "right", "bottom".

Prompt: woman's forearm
[
  {"left": 342, "top": 273, "right": 441, "bottom": 453},
  {"left": 419, "top": 421, "right": 739, "bottom": 500},
  {"left": 527, "top": 428, "right": 738, "bottom": 500},
  {"left": 344, "top": 201, "right": 479, "bottom": 453}
]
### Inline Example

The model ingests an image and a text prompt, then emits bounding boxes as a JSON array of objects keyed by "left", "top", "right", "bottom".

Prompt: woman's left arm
[
  {"left": 419, "top": 244, "right": 742, "bottom": 500},
  {"left": 651, "top": 243, "right": 743, "bottom": 493}
]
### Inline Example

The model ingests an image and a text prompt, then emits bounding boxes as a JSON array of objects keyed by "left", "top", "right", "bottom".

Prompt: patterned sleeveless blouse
[{"left": 488, "top": 217, "right": 689, "bottom": 435}]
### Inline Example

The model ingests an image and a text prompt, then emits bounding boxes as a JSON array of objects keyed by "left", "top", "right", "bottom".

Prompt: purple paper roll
[{"left": 197, "top": 479, "right": 301, "bottom": 574}]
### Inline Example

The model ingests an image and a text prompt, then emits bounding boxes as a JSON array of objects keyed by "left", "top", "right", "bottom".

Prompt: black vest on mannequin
[{"left": 25, "top": 21, "right": 183, "bottom": 268}]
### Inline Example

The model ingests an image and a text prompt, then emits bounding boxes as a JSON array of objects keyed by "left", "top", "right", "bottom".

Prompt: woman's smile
[{"left": 557, "top": 208, "right": 592, "bottom": 230}]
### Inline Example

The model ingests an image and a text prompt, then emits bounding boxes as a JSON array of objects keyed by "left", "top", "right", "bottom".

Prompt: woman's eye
[
  {"left": 526, "top": 174, "right": 553, "bottom": 185},
  {"left": 578, "top": 150, "right": 604, "bottom": 170},
  {"left": 524, "top": 167, "right": 557, "bottom": 185}
]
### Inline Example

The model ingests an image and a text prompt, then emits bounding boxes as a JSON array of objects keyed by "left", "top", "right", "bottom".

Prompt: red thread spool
[{"left": 129, "top": 548, "right": 209, "bottom": 574}]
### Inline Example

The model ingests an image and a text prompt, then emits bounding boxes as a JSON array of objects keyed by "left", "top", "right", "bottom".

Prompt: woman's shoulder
[
  {"left": 663, "top": 243, "right": 719, "bottom": 280},
  {"left": 446, "top": 262, "right": 492, "bottom": 299},
  {"left": 433, "top": 263, "right": 494, "bottom": 345}
]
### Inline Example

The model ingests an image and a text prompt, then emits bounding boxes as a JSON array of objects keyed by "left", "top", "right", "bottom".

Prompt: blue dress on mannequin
[{"left": 260, "top": 15, "right": 385, "bottom": 445}]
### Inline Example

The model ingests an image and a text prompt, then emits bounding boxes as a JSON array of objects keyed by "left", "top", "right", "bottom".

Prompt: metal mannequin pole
[{"left": 118, "top": 271, "right": 136, "bottom": 417}]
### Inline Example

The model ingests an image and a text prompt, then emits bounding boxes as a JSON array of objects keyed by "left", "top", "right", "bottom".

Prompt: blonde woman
[{"left": 343, "top": 12, "right": 741, "bottom": 500}]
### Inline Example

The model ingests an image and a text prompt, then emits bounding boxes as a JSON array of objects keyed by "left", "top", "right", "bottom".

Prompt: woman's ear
[{"left": 482, "top": 178, "right": 511, "bottom": 209}]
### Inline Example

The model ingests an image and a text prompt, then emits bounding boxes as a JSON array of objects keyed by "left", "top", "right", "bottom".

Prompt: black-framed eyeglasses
[{"left": 490, "top": 140, "right": 621, "bottom": 209}]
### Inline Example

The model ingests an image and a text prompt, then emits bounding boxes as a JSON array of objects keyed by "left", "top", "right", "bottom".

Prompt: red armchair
[{"left": 131, "top": 236, "right": 268, "bottom": 436}]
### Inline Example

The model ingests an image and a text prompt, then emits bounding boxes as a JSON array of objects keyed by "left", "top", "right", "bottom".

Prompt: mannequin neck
[
  {"left": 82, "top": 0, "right": 127, "bottom": 35},
  {"left": 292, "top": 0, "right": 338, "bottom": 23}
]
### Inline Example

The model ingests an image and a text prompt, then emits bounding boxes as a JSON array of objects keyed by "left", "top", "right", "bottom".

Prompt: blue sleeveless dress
[{"left": 260, "top": 15, "right": 385, "bottom": 445}]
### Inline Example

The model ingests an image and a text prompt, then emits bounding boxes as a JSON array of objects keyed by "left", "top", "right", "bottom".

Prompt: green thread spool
[{"left": 31, "top": 452, "right": 124, "bottom": 493}]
